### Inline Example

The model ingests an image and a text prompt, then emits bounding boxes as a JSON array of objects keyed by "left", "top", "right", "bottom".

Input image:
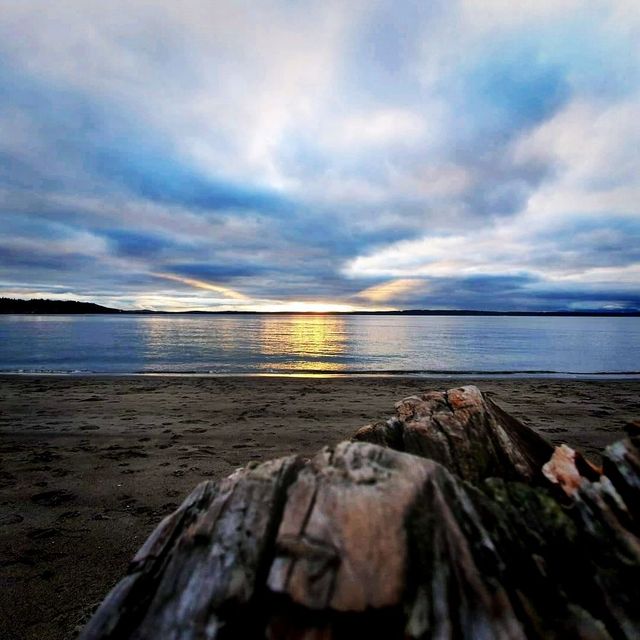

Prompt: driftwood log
[{"left": 80, "top": 386, "right": 640, "bottom": 639}]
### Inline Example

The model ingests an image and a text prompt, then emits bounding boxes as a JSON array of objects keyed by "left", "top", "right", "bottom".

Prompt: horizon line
[{"left": 1, "top": 298, "right": 639, "bottom": 317}]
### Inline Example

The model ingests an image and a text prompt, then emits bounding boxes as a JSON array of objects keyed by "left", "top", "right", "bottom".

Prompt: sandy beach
[{"left": 1, "top": 375, "right": 639, "bottom": 640}]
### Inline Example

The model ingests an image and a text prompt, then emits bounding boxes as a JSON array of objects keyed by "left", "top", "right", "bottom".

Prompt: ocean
[{"left": 0, "top": 314, "right": 638, "bottom": 376}]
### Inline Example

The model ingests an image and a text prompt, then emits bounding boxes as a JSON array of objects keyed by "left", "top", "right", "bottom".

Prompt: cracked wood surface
[
  {"left": 353, "top": 385, "right": 553, "bottom": 483},
  {"left": 268, "top": 442, "right": 433, "bottom": 612},
  {"left": 80, "top": 386, "right": 640, "bottom": 639}
]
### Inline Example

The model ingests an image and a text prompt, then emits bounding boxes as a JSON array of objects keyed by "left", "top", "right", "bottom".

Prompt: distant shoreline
[{"left": 1, "top": 298, "right": 639, "bottom": 317}]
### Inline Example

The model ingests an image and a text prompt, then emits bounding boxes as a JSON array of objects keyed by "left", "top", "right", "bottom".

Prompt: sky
[{"left": 1, "top": 0, "right": 639, "bottom": 312}]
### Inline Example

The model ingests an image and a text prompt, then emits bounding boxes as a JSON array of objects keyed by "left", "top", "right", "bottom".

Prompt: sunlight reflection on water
[{"left": 259, "top": 315, "right": 347, "bottom": 371}]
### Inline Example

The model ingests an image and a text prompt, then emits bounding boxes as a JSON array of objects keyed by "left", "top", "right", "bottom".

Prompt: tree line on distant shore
[{"left": 0, "top": 298, "right": 121, "bottom": 314}]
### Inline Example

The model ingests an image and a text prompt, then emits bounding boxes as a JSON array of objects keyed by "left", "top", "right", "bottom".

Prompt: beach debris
[
  {"left": 353, "top": 385, "right": 553, "bottom": 483},
  {"left": 80, "top": 386, "right": 640, "bottom": 640},
  {"left": 542, "top": 444, "right": 602, "bottom": 496}
]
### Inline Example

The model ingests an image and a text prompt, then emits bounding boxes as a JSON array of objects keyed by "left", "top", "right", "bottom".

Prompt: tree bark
[
  {"left": 80, "top": 386, "right": 640, "bottom": 640},
  {"left": 352, "top": 386, "right": 554, "bottom": 484}
]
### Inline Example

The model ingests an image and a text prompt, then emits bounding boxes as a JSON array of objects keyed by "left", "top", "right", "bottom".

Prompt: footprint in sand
[
  {"left": 91, "top": 513, "right": 111, "bottom": 521},
  {"left": 58, "top": 510, "right": 81, "bottom": 520},
  {"left": 31, "top": 489, "right": 77, "bottom": 507},
  {"left": 27, "top": 527, "right": 61, "bottom": 540},
  {"left": 101, "top": 448, "right": 149, "bottom": 461},
  {"left": 30, "top": 450, "right": 61, "bottom": 463}
]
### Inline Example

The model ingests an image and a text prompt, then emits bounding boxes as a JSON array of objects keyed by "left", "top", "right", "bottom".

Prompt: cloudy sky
[{"left": 1, "top": 0, "right": 639, "bottom": 311}]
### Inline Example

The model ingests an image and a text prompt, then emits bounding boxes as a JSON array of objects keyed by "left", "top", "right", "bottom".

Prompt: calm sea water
[{"left": 0, "top": 314, "right": 638, "bottom": 376}]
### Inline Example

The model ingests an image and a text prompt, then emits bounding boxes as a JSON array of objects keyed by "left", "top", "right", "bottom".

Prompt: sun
[{"left": 253, "top": 301, "right": 362, "bottom": 313}]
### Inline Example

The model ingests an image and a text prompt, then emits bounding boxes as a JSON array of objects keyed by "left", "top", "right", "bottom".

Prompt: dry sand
[{"left": 1, "top": 375, "right": 639, "bottom": 640}]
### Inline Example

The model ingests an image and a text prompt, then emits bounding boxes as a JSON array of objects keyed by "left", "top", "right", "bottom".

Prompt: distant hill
[{"left": 0, "top": 298, "right": 122, "bottom": 314}]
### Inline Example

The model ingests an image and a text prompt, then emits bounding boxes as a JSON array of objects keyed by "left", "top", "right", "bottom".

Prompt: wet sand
[{"left": 1, "top": 375, "right": 639, "bottom": 640}]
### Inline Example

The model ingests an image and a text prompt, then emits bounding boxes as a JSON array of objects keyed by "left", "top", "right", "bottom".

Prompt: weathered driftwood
[
  {"left": 352, "top": 386, "right": 554, "bottom": 484},
  {"left": 81, "top": 386, "right": 640, "bottom": 640}
]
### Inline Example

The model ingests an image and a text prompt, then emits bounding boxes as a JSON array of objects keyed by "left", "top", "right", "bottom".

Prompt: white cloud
[
  {"left": 326, "top": 109, "right": 426, "bottom": 149},
  {"left": 343, "top": 211, "right": 640, "bottom": 291},
  {"left": 0, "top": 229, "right": 109, "bottom": 259},
  {"left": 514, "top": 99, "right": 640, "bottom": 188},
  {"left": 344, "top": 231, "right": 528, "bottom": 280},
  {"left": 509, "top": 97, "right": 640, "bottom": 242}
]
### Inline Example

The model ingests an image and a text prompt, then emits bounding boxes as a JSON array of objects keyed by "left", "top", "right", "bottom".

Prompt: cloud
[
  {"left": 0, "top": 1, "right": 638, "bottom": 310},
  {"left": 354, "top": 278, "right": 427, "bottom": 305},
  {"left": 149, "top": 273, "right": 248, "bottom": 301},
  {"left": 343, "top": 214, "right": 640, "bottom": 304}
]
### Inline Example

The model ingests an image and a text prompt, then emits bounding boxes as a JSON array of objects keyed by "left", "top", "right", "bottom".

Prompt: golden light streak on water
[{"left": 259, "top": 314, "right": 347, "bottom": 371}]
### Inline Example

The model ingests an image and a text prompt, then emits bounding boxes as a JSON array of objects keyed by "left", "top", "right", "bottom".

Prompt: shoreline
[
  {"left": 3, "top": 372, "right": 640, "bottom": 379},
  {"left": 1, "top": 375, "right": 639, "bottom": 639}
]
